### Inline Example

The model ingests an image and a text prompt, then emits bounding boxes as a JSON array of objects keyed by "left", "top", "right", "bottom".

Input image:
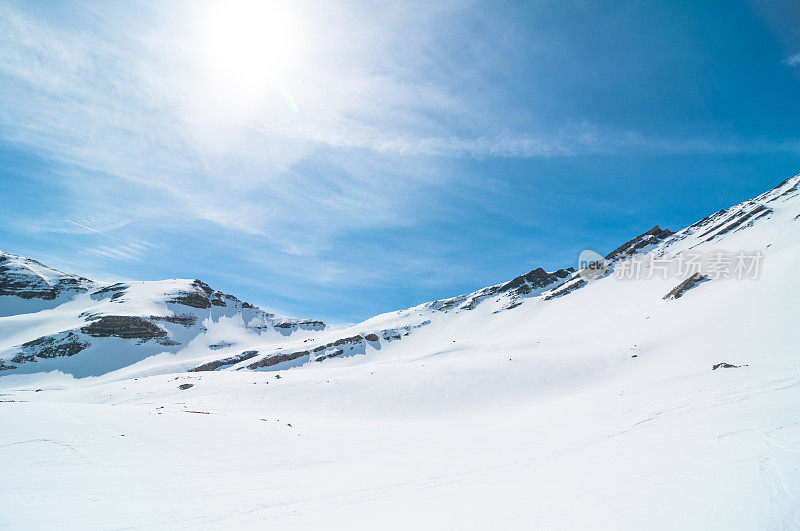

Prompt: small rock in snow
[{"left": 712, "top": 362, "right": 747, "bottom": 370}]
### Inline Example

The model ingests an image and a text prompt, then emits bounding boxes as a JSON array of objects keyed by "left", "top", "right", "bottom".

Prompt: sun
[{"left": 196, "top": 0, "right": 304, "bottom": 111}]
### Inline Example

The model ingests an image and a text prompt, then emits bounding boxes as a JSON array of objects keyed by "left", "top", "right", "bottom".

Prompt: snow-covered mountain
[
  {"left": 2, "top": 174, "right": 799, "bottom": 379},
  {"left": 0, "top": 256, "right": 325, "bottom": 377},
  {"left": 1, "top": 174, "right": 799, "bottom": 529}
]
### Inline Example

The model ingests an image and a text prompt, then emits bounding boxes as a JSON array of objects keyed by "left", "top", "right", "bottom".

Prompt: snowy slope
[
  {"left": 177, "top": 173, "right": 798, "bottom": 382},
  {"left": 0, "top": 174, "right": 799, "bottom": 529}
]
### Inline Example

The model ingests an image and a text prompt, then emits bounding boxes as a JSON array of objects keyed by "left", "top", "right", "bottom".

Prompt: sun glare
[{"left": 197, "top": 0, "right": 304, "bottom": 112}]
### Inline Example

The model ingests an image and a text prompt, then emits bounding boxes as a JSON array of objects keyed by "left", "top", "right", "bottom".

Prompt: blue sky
[{"left": 1, "top": 0, "right": 799, "bottom": 323}]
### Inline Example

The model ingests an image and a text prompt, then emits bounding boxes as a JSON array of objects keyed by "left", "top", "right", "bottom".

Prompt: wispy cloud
[
  {"left": 89, "top": 243, "right": 151, "bottom": 262},
  {"left": 785, "top": 53, "right": 800, "bottom": 67},
  {"left": 1, "top": 0, "right": 798, "bottom": 280}
]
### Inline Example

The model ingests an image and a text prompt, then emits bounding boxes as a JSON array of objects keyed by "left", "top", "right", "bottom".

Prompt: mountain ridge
[{"left": 1, "top": 172, "right": 798, "bottom": 378}]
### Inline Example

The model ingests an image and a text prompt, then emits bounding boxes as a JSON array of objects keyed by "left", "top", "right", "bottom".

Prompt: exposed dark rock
[
  {"left": 663, "top": 273, "right": 709, "bottom": 301},
  {"left": 497, "top": 267, "right": 574, "bottom": 296},
  {"left": 686, "top": 209, "right": 727, "bottom": 232},
  {"left": 191, "top": 350, "right": 260, "bottom": 372},
  {"left": 544, "top": 279, "right": 587, "bottom": 300},
  {"left": 0, "top": 263, "right": 57, "bottom": 299},
  {"left": 0, "top": 255, "right": 90, "bottom": 300},
  {"left": 81, "top": 316, "right": 167, "bottom": 340},
  {"left": 158, "top": 338, "right": 181, "bottom": 346},
  {"left": 178, "top": 383, "right": 194, "bottom": 390},
  {"left": 605, "top": 226, "right": 673, "bottom": 261},
  {"left": 168, "top": 291, "right": 211, "bottom": 309},
  {"left": 364, "top": 333, "right": 380, "bottom": 342},
  {"left": 273, "top": 319, "right": 324, "bottom": 330},
  {"left": 18, "top": 332, "right": 90, "bottom": 360},
  {"left": 332, "top": 335, "right": 364, "bottom": 346},
  {"left": 91, "top": 282, "right": 127, "bottom": 295},
  {"left": 209, "top": 341, "right": 233, "bottom": 350},
  {"left": 712, "top": 362, "right": 746, "bottom": 370},
  {"left": 10, "top": 353, "right": 35, "bottom": 364},
  {"left": 247, "top": 350, "right": 310, "bottom": 370},
  {"left": 766, "top": 178, "right": 799, "bottom": 202},
  {"left": 150, "top": 314, "right": 198, "bottom": 327},
  {"left": 91, "top": 283, "right": 128, "bottom": 300},
  {"left": 698, "top": 204, "right": 772, "bottom": 241},
  {"left": 56, "top": 277, "right": 85, "bottom": 291},
  {"left": 315, "top": 349, "right": 344, "bottom": 362},
  {"left": 190, "top": 279, "right": 213, "bottom": 294},
  {"left": 429, "top": 267, "right": 575, "bottom": 312},
  {"left": 163, "top": 280, "right": 225, "bottom": 309},
  {"left": 0, "top": 363, "right": 17, "bottom": 371},
  {"left": 311, "top": 335, "right": 364, "bottom": 352}
]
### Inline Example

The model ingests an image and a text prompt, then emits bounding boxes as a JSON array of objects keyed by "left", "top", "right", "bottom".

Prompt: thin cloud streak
[{"left": 64, "top": 220, "right": 129, "bottom": 242}]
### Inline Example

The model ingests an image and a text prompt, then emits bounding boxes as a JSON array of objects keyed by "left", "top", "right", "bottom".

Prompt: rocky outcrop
[
  {"left": 81, "top": 316, "right": 167, "bottom": 340},
  {"left": 712, "top": 362, "right": 746, "bottom": 370},
  {"left": 497, "top": 267, "right": 575, "bottom": 296},
  {"left": 150, "top": 314, "right": 198, "bottom": 327},
  {"left": 90, "top": 283, "right": 128, "bottom": 301},
  {"left": 544, "top": 279, "right": 587, "bottom": 300},
  {"left": 19, "top": 332, "right": 89, "bottom": 358},
  {"left": 244, "top": 333, "right": 377, "bottom": 369},
  {"left": 605, "top": 226, "right": 673, "bottom": 262},
  {"left": 275, "top": 320, "right": 326, "bottom": 331},
  {"left": 0, "top": 253, "right": 91, "bottom": 300},
  {"left": 315, "top": 349, "right": 344, "bottom": 362},
  {"left": 684, "top": 183, "right": 786, "bottom": 244},
  {"left": 209, "top": 341, "right": 233, "bottom": 350},
  {"left": 663, "top": 273, "right": 709, "bottom": 301},
  {"left": 191, "top": 350, "right": 260, "bottom": 372},
  {"left": 697, "top": 204, "right": 772, "bottom": 242},
  {"left": 168, "top": 280, "right": 213, "bottom": 309},
  {"left": 10, "top": 331, "right": 90, "bottom": 364},
  {"left": 247, "top": 350, "right": 310, "bottom": 370},
  {"left": 427, "top": 267, "right": 575, "bottom": 312},
  {"left": 326, "top": 335, "right": 364, "bottom": 348}
]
